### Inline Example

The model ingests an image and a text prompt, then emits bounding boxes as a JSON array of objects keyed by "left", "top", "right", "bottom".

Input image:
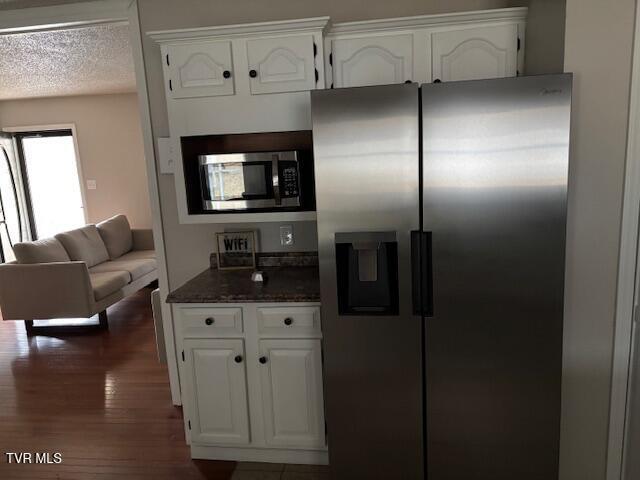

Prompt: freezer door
[
  {"left": 421, "top": 74, "right": 572, "bottom": 479},
  {"left": 311, "top": 84, "right": 423, "bottom": 479}
]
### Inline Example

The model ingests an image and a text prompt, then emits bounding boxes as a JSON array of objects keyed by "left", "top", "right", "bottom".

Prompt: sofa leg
[
  {"left": 24, "top": 320, "right": 34, "bottom": 336},
  {"left": 99, "top": 310, "right": 108, "bottom": 330},
  {"left": 22, "top": 315, "right": 108, "bottom": 336}
]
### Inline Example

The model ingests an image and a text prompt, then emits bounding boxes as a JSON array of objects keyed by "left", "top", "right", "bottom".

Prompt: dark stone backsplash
[{"left": 210, "top": 251, "right": 318, "bottom": 269}]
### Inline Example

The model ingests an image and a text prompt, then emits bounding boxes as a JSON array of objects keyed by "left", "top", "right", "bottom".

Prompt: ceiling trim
[
  {"left": 0, "top": 18, "right": 128, "bottom": 36},
  {"left": 148, "top": 16, "right": 330, "bottom": 43},
  {"left": 3, "top": 122, "right": 76, "bottom": 133},
  {"left": 0, "top": 0, "right": 131, "bottom": 33}
]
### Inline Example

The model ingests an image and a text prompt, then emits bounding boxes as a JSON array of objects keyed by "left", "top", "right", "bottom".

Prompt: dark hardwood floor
[{"left": 0, "top": 288, "right": 236, "bottom": 479}]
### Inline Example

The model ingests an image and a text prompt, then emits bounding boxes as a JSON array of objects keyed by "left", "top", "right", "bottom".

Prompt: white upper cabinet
[
  {"left": 247, "top": 35, "right": 318, "bottom": 94},
  {"left": 151, "top": 9, "right": 526, "bottom": 104},
  {"left": 151, "top": 17, "right": 328, "bottom": 103},
  {"left": 165, "top": 41, "right": 234, "bottom": 98},
  {"left": 258, "top": 339, "right": 326, "bottom": 449},
  {"left": 325, "top": 8, "right": 526, "bottom": 89},
  {"left": 431, "top": 24, "right": 519, "bottom": 82},
  {"left": 330, "top": 34, "right": 413, "bottom": 88}
]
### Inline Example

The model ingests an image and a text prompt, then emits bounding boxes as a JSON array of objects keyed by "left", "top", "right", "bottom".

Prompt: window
[{"left": 16, "top": 130, "right": 85, "bottom": 239}]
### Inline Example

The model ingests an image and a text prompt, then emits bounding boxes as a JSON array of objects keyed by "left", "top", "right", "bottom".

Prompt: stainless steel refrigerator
[{"left": 310, "top": 74, "right": 572, "bottom": 479}]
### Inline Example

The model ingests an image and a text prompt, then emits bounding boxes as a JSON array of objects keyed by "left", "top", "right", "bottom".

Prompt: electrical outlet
[
  {"left": 280, "top": 225, "right": 294, "bottom": 247},
  {"left": 86, "top": 180, "right": 97, "bottom": 190}
]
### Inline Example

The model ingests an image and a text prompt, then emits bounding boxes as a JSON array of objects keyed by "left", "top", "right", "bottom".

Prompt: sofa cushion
[
  {"left": 120, "top": 249, "right": 156, "bottom": 261},
  {"left": 97, "top": 215, "right": 133, "bottom": 260},
  {"left": 55, "top": 225, "right": 110, "bottom": 268},
  {"left": 13, "top": 237, "right": 70, "bottom": 264},
  {"left": 89, "top": 270, "right": 130, "bottom": 301},
  {"left": 89, "top": 251, "right": 157, "bottom": 281}
]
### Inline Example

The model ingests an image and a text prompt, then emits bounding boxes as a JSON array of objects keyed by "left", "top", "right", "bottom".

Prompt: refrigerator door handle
[{"left": 411, "top": 230, "right": 433, "bottom": 317}]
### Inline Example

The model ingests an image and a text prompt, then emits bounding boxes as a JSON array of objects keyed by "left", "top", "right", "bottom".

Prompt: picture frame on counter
[{"left": 216, "top": 231, "right": 257, "bottom": 270}]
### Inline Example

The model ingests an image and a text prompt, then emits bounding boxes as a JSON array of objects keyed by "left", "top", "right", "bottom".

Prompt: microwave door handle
[
  {"left": 272, "top": 156, "right": 281, "bottom": 205},
  {"left": 200, "top": 164, "right": 213, "bottom": 201}
]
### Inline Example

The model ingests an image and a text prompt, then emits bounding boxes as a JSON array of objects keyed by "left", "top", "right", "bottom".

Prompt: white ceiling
[{"left": 0, "top": 22, "right": 137, "bottom": 100}]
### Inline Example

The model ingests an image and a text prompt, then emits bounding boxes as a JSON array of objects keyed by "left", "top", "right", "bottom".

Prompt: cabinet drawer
[
  {"left": 180, "top": 307, "right": 243, "bottom": 337},
  {"left": 257, "top": 306, "right": 321, "bottom": 337}
]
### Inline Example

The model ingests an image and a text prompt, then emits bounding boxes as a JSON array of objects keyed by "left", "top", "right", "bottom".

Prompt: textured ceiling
[{"left": 0, "top": 22, "right": 136, "bottom": 100}]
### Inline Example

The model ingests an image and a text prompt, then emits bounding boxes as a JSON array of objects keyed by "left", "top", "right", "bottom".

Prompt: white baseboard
[{"left": 190, "top": 444, "right": 329, "bottom": 465}]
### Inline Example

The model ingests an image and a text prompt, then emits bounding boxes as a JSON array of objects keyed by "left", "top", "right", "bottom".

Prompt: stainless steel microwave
[
  {"left": 181, "top": 132, "right": 316, "bottom": 215},
  {"left": 199, "top": 151, "right": 305, "bottom": 212}
]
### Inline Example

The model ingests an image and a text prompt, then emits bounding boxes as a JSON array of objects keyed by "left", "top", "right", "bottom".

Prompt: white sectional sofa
[{"left": 0, "top": 215, "right": 157, "bottom": 335}]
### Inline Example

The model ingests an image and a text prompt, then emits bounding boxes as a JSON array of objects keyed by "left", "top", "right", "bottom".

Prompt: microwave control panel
[{"left": 280, "top": 162, "right": 300, "bottom": 197}]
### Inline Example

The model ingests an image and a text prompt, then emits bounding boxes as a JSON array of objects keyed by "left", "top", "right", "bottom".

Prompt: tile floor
[{"left": 231, "top": 462, "right": 329, "bottom": 480}]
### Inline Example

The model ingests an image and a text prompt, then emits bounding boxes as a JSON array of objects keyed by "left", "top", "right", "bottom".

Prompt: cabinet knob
[
  {"left": 249, "top": 69, "right": 257, "bottom": 78},
  {"left": 205, "top": 317, "right": 214, "bottom": 326},
  {"left": 223, "top": 70, "right": 231, "bottom": 79},
  {"left": 234, "top": 355, "right": 243, "bottom": 363},
  {"left": 284, "top": 317, "right": 293, "bottom": 326},
  {"left": 259, "top": 356, "right": 268, "bottom": 364},
  {"left": 433, "top": 78, "right": 442, "bottom": 83}
]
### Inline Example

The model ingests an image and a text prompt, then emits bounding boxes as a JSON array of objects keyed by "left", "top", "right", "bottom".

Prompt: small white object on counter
[{"left": 251, "top": 270, "right": 265, "bottom": 282}]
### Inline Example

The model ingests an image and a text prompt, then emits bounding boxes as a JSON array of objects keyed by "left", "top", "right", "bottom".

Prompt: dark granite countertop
[{"left": 166, "top": 266, "right": 320, "bottom": 303}]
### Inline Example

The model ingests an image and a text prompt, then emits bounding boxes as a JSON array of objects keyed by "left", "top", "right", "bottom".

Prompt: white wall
[
  {"left": 524, "top": 0, "right": 565, "bottom": 74},
  {"left": 561, "top": 1, "right": 636, "bottom": 479},
  {"left": 0, "top": 92, "right": 152, "bottom": 228}
]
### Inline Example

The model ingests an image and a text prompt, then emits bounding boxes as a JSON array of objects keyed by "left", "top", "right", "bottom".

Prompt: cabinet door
[
  {"left": 165, "top": 41, "right": 235, "bottom": 98},
  {"left": 331, "top": 34, "right": 413, "bottom": 88},
  {"left": 247, "top": 35, "right": 317, "bottom": 94},
  {"left": 431, "top": 24, "right": 518, "bottom": 82},
  {"left": 183, "top": 339, "right": 250, "bottom": 445},
  {"left": 258, "top": 339, "right": 325, "bottom": 448}
]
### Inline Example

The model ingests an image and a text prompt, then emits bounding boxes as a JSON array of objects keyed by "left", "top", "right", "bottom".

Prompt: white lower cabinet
[
  {"left": 259, "top": 339, "right": 325, "bottom": 448},
  {"left": 183, "top": 339, "right": 250, "bottom": 445},
  {"left": 176, "top": 303, "right": 327, "bottom": 464}
]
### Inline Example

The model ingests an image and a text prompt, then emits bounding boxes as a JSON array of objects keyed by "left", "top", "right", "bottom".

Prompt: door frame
[
  {"left": 606, "top": 2, "right": 640, "bottom": 479},
  {"left": 0, "top": 0, "right": 180, "bottom": 404},
  {"left": 4, "top": 124, "right": 89, "bottom": 237},
  {"left": 0, "top": 132, "right": 27, "bottom": 261}
]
